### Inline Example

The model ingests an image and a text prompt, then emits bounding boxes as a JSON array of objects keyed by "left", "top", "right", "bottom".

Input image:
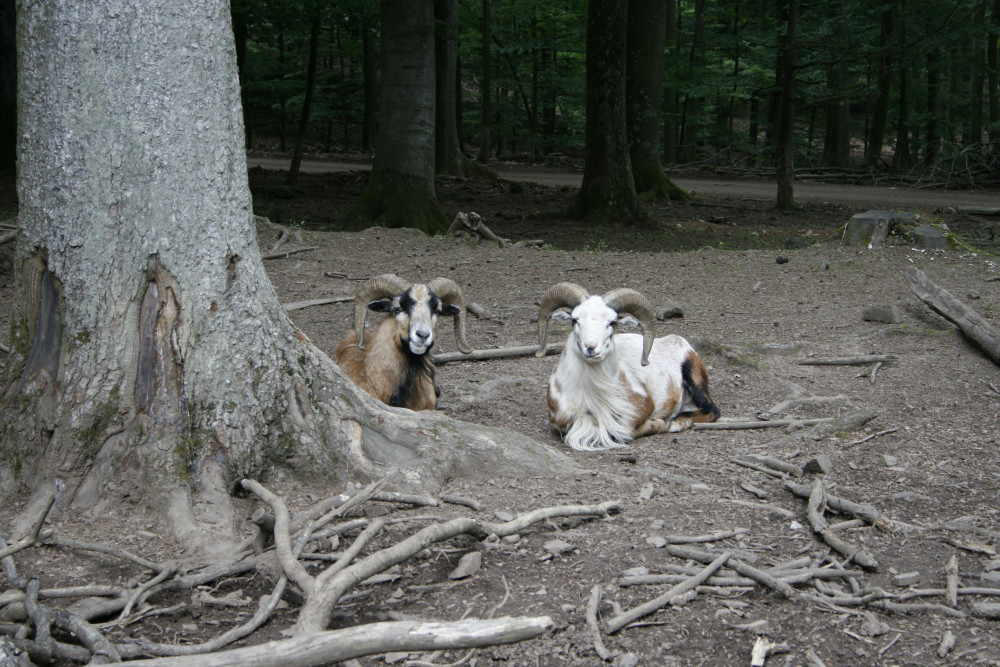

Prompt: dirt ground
[{"left": 1, "top": 165, "right": 1000, "bottom": 666}]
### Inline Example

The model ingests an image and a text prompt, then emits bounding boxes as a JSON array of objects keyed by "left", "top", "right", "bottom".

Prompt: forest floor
[{"left": 1, "top": 163, "right": 1000, "bottom": 666}]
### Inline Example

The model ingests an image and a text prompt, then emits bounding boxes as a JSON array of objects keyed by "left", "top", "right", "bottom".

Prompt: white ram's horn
[
  {"left": 603, "top": 288, "right": 655, "bottom": 366},
  {"left": 427, "top": 277, "right": 472, "bottom": 354},
  {"left": 536, "top": 282, "right": 590, "bottom": 357},
  {"left": 354, "top": 274, "right": 410, "bottom": 349}
]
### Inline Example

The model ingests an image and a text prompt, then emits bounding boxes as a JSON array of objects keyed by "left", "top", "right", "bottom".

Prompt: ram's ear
[
  {"left": 440, "top": 303, "right": 461, "bottom": 317},
  {"left": 367, "top": 299, "right": 393, "bottom": 313}
]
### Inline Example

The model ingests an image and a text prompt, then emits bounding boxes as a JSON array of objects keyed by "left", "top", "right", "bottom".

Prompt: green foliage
[{"left": 235, "top": 0, "right": 1000, "bottom": 172}]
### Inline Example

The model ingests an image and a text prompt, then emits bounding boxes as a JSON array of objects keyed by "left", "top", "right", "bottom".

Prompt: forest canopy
[{"left": 233, "top": 0, "right": 1000, "bottom": 182}]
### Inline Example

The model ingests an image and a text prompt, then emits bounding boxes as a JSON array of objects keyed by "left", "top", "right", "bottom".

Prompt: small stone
[
  {"left": 448, "top": 551, "right": 482, "bottom": 580},
  {"left": 893, "top": 571, "right": 920, "bottom": 586},
  {"left": 690, "top": 483, "right": 712, "bottom": 492},
  {"left": 502, "top": 534, "right": 521, "bottom": 544},
  {"left": 776, "top": 256, "right": 789, "bottom": 264},
  {"left": 645, "top": 535, "right": 667, "bottom": 548},
  {"left": 622, "top": 566, "right": 649, "bottom": 577},
  {"left": 656, "top": 300, "right": 685, "bottom": 320},
  {"left": 619, "top": 653, "right": 640, "bottom": 667},
  {"left": 495, "top": 510, "right": 515, "bottom": 522},
  {"left": 882, "top": 454, "right": 899, "bottom": 466},
  {"left": 802, "top": 454, "right": 832, "bottom": 475},
  {"left": 862, "top": 304, "right": 903, "bottom": 324},
  {"left": 638, "top": 483, "right": 655, "bottom": 500},
  {"left": 543, "top": 539, "right": 576, "bottom": 556},
  {"left": 816, "top": 260, "right": 829, "bottom": 272},
  {"left": 384, "top": 651, "right": 409, "bottom": 664}
]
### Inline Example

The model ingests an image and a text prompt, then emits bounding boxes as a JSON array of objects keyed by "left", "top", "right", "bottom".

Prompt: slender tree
[
  {"left": 0, "top": 0, "right": 13, "bottom": 170},
  {"left": 865, "top": 0, "right": 895, "bottom": 168},
  {"left": 435, "top": 0, "right": 467, "bottom": 176},
  {"left": 344, "top": 0, "right": 448, "bottom": 233},
  {"left": 573, "top": 0, "right": 639, "bottom": 223},
  {"left": 774, "top": 0, "right": 797, "bottom": 210},
  {"left": 3, "top": 0, "right": 559, "bottom": 554},
  {"left": 479, "top": 0, "right": 492, "bottom": 162},
  {"left": 288, "top": 12, "right": 321, "bottom": 186},
  {"left": 820, "top": 0, "right": 851, "bottom": 169},
  {"left": 626, "top": 0, "right": 691, "bottom": 201}
]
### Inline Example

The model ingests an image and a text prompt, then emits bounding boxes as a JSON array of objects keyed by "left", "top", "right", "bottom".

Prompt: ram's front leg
[{"left": 632, "top": 418, "right": 670, "bottom": 439}]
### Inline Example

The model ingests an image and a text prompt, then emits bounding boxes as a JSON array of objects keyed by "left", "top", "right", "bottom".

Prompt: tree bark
[
  {"left": 573, "top": 0, "right": 639, "bottom": 223},
  {"left": 361, "top": 14, "right": 378, "bottom": 154},
  {"left": 2, "top": 0, "right": 570, "bottom": 555},
  {"left": 344, "top": 0, "right": 449, "bottom": 234},
  {"left": 626, "top": 0, "right": 691, "bottom": 202}
]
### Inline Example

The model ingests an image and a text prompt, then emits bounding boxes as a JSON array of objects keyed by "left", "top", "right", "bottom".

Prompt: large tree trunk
[
  {"left": 573, "top": 0, "right": 639, "bottom": 223},
  {"left": 344, "top": 0, "right": 448, "bottom": 234},
  {"left": 2, "top": 0, "right": 568, "bottom": 555},
  {"left": 626, "top": 0, "right": 691, "bottom": 202}
]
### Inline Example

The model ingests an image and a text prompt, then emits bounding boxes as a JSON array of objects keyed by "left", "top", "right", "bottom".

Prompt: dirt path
[{"left": 247, "top": 155, "right": 1000, "bottom": 211}]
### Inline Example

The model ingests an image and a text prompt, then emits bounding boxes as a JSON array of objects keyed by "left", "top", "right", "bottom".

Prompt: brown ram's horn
[
  {"left": 427, "top": 277, "right": 472, "bottom": 354},
  {"left": 535, "top": 282, "right": 590, "bottom": 357},
  {"left": 354, "top": 274, "right": 410, "bottom": 349},
  {"left": 603, "top": 288, "right": 655, "bottom": 366}
]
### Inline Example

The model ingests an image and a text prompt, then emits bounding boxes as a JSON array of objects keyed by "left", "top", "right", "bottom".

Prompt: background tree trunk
[
  {"left": 479, "top": 0, "right": 492, "bottom": 163},
  {"left": 435, "top": 0, "right": 469, "bottom": 177},
  {"left": 0, "top": 0, "right": 14, "bottom": 170},
  {"left": 774, "top": 0, "right": 797, "bottom": 211},
  {"left": 361, "top": 15, "right": 378, "bottom": 154},
  {"left": 864, "top": 1, "right": 894, "bottom": 168},
  {"left": 573, "top": 0, "right": 639, "bottom": 223},
  {"left": 345, "top": 0, "right": 448, "bottom": 234},
  {"left": 2, "top": 0, "right": 567, "bottom": 554},
  {"left": 626, "top": 0, "right": 690, "bottom": 202},
  {"left": 288, "top": 13, "right": 321, "bottom": 187}
]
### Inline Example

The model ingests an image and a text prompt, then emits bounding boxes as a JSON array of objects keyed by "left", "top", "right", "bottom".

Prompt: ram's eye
[
  {"left": 611, "top": 320, "right": 618, "bottom": 328},
  {"left": 570, "top": 318, "right": 579, "bottom": 326}
]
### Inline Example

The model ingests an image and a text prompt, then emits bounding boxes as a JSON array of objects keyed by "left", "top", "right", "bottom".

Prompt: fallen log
[
  {"left": 433, "top": 343, "right": 563, "bottom": 365},
  {"left": 906, "top": 266, "right": 1000, "bottom": 365}
]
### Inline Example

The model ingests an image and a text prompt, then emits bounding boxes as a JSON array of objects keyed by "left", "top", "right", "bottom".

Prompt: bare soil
[{"left": 2, "top": 166, "right": 1000, "bottom": 666}]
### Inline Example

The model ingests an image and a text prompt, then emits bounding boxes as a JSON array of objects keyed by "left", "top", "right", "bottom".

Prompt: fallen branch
[
  {"left": 696, "top": 417, "right": 835, "bottom": 431},
  {"left": 283, "top": 297, "right": 352, "bottom": 312},
  {"left": 784, "top": 481, "right": 893, "bottom": 532},
  {"left": 797, "top": 355, "right": 895, "bottom": 366},
  {"left": 585, "top": 585, "right": 612, "bottom": 660},
  {"left": 806, "top": 481, "right": 879, "bottom": 571},
  {"left": 906, "top": 266, "right": 1000, "bottom": 364},
  {"left": 119, "top": 617, "right": 554, "bottom": 667},
  {"left": 448, "top": 212, "right": 508, "bottom": 248},
  {"left": 662, "top": 545, "right": 797, "bottom": 598},
  {"left": 433, "top": 343, "right": 563, "bottom": 365},
  {"left": 261, "top": 246, "right": 318, "bottom": 260},
  {"left": 843, "top": 427, "right": 898, "bottom": 449},
  {"left": 605, "top": 551, "right": 731, "bottom": 634},
  {"left": 0, "top": 230, "right": 15, "bottom": 245}
]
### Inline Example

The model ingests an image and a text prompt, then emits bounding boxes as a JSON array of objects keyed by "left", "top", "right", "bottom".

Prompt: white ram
[{"left": 535, "top": 282, "right": 719, "bottom": 451}]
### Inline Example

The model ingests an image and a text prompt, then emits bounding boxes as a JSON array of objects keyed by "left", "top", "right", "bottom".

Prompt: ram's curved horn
[
  {"left": 603, "top": 288, "right": 655, "bottom": 366},
  {"left": 535, "top": 282, "right": 590, "bottom": 357},
  {"left": 354, "top": 274, "right": 410, "bottom": 349},
  {"left": 428, "top": 277, "right": 472, "bottom": 354}
]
